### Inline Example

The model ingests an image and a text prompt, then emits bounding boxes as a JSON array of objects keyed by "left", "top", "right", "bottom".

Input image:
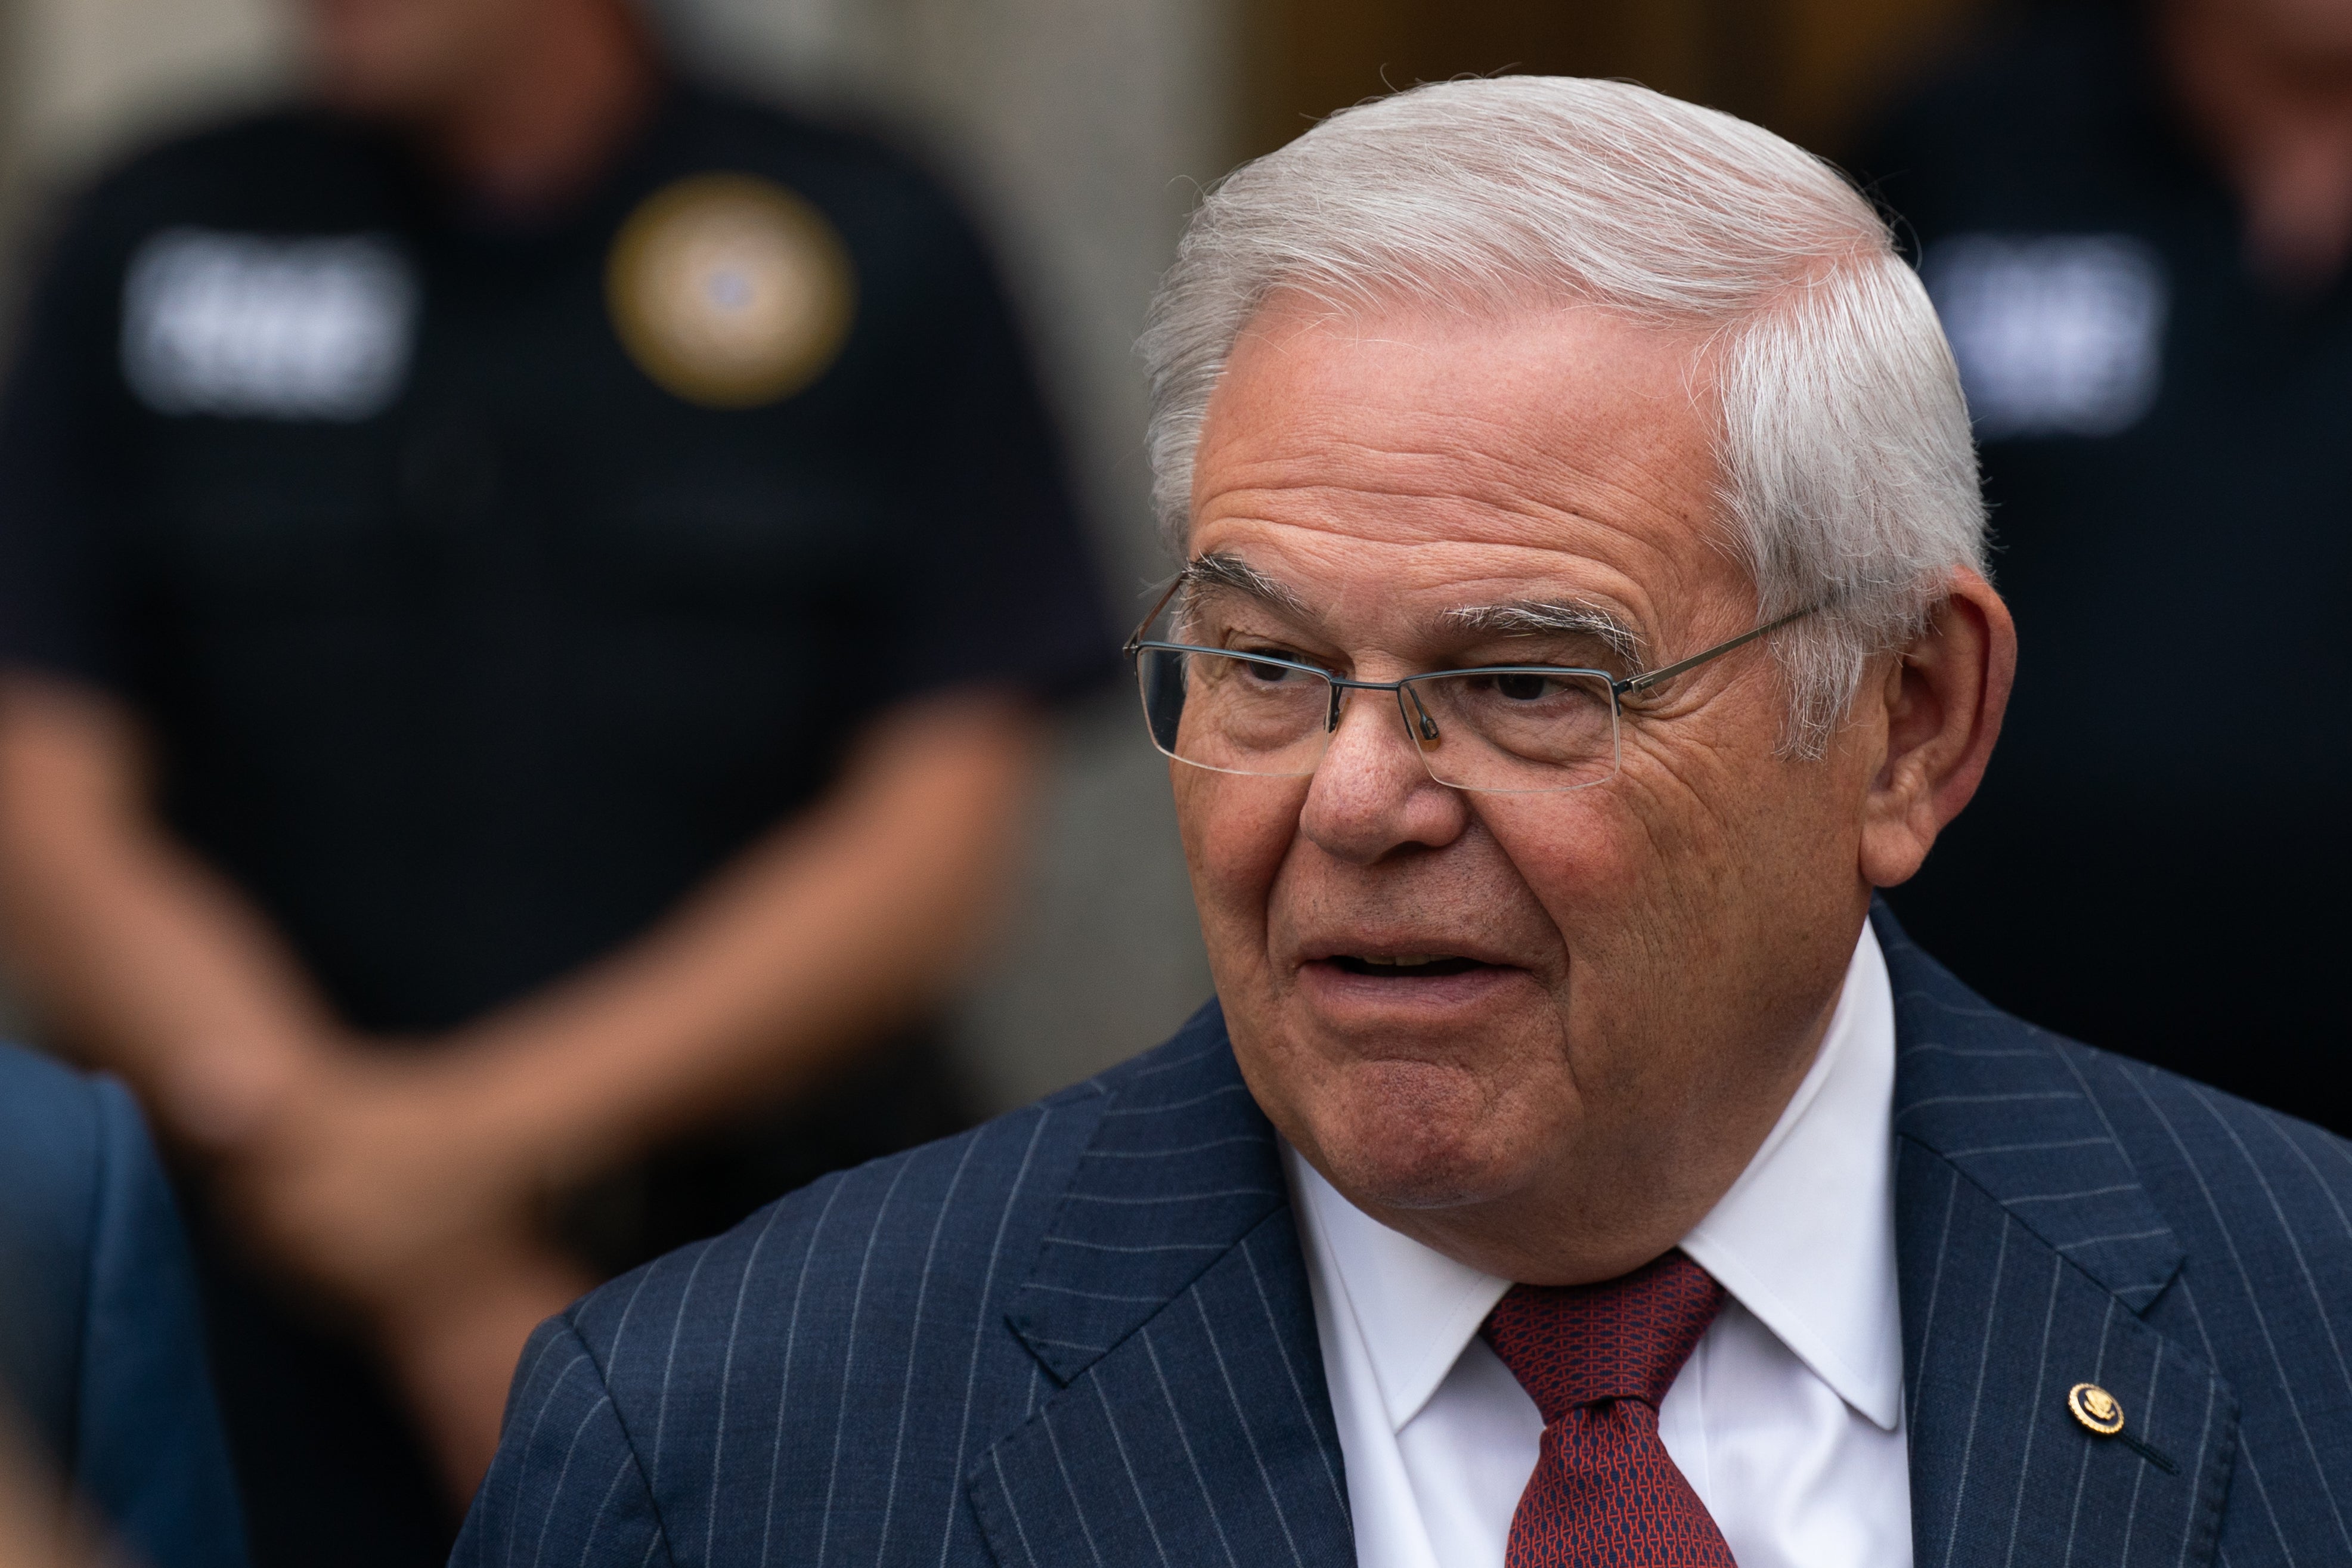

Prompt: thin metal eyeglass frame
[{"left": 1120, "top": 575, "right": 1821, "bottom": 789}]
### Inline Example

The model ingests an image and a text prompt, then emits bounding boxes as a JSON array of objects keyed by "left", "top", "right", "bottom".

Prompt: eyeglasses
[{"left": 1123, "top": 577, "right": 1818, "bottom": 795}]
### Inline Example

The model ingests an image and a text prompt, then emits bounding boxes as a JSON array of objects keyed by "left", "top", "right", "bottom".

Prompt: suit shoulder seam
[{"left": 556, "top": 1310, "right": 681, "bottom": 1564}]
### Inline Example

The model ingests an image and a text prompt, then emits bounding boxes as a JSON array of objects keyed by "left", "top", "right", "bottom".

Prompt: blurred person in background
[
  {"left": 1863, "top": 0, "right": 2352, "bottom": 1127},
  {"left": 1, "top": 1042, "right": 247, "bottom": 1568},
  {"left": 0, "top": 0, "right": 1108, "bottom": 1561}
]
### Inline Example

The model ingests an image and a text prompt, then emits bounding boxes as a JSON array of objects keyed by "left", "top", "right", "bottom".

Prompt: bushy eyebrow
[
  {"left": 1176, "top": 552, "right": 1310, "bottom": 617},
  {"left": 1176, "top": 554, "right": 1642, "bottom": 665},
  {"left": 1444, "top": 600, "right": 1643, "bottom": 664}
]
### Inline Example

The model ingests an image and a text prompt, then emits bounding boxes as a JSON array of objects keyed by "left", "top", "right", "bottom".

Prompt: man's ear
[{"left": 1857, "top": 567, "right": 2016, "bottom": 888}]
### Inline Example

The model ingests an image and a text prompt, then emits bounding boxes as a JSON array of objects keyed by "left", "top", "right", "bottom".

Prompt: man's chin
[
  {"left": 1325, "top": 1145, "right": 1529, "bottom": 1213},
  {"left": 1301, "top": 1068, "right": 1538, "bottom": 1213}
]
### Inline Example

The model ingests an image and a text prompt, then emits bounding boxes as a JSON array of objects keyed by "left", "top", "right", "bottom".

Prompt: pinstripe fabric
[
  {"left": 455, "top": 905, "right": 2352, "bottom": 1567},
  {"left": 1882, "top": 904, "right": 2351, "bottom": 1568},
  {"left": 972, "top": 1029, "right": 1350, "bottom": 1568},
  {"left": 1003, "top": 1038, "right": 1285, "bottom": 1386},
  {"left": 450, "top": 1002, "right": 1350, "bottom": 1568}
]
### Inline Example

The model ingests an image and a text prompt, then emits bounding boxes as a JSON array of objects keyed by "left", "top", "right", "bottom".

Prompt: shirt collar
[{"left": 1284, "top": 922, "right": 1902, "bottom": 1434}]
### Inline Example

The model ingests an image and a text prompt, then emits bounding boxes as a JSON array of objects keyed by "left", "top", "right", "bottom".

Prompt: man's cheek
[
  {"left": 1176, "top": 773, "right": 1302, "bottom": 915},
  {"left": 1485, "top": 797, "right": 1650, "bottom": 940}
]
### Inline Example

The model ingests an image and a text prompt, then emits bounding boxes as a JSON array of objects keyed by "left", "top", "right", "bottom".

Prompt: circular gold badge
[
  {"left": 607, "top": 173, "right": 855, "bottom": 408},
  {"left": 2068, "top": 1382, "right": 2125, "bottom": 1436}
]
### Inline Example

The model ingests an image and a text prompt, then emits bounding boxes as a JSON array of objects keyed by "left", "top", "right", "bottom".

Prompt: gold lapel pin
[{"left": 2068, "top": 1381, "right": 2125, "bottom": 1436}]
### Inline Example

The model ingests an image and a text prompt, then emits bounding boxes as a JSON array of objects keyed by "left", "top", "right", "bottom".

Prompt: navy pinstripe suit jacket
[{"left": 456, "top": 907, "right": 2352, "bottom": 1567}]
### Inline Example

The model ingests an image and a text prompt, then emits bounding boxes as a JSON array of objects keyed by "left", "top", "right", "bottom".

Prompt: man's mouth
[
  {"left": 1326, "top": 955, "right": 1492, "bottom": 978},
  {"left": 1297, "top": 943, "right": 1523, "bottom": 1015}
]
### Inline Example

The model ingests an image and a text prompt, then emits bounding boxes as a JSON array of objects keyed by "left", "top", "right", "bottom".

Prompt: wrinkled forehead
[{"left": 1183, "top": 299, "right": 1749, "bottom": 657}]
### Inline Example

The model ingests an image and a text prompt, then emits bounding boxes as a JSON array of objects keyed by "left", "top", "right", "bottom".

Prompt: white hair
[{"left": 1139, "top": 76, "right": 1984, "bottom": 753}]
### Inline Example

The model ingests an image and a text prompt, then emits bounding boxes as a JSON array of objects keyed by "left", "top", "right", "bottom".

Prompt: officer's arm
[
  {"left": 191, "top": 686, "right": 1039, "bottom": 1501},
  {"left": 0, "top": 671, "right": 342, "bottom": 1148},
  {"left": 435, "top": 684, "right": 1042, "bottom": 1186}
]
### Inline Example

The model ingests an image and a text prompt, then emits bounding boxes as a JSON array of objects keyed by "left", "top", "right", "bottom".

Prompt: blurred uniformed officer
[
  {"left": 1863, "top": 0, "right": 2352, "bottom": 1130},
  {"left": 0, "top": 0, "right": 1108, "bottom": 1561}
]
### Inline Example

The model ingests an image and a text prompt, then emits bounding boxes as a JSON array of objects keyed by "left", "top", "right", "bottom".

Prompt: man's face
[
  {"left": 296, "top": 0, "right": 534, "bottom": 120},
  {"left": 1180, "top": 300, "right": 1882, "bottom": 1281}
]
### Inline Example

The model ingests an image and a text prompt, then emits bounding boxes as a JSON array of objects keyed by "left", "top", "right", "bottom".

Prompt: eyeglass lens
[{"left": 1135, "top": 646, "right": 1621, "bottom": 794}]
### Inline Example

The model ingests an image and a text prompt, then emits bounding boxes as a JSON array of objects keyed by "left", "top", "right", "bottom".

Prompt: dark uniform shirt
[
  {"left": 1863, "top": 9, "right": 2352, "bottom": 1129},
  {"left": 0, "top": 83, "right": 1106, "bottom": 1035},
  {"left": 0, "top": 83, "right": 1108, "bottom": 1567}
]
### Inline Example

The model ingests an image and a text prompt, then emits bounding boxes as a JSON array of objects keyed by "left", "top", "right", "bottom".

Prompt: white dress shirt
[{"left": 1285, "top": 924, "right": 1909, "bottom": 1568}]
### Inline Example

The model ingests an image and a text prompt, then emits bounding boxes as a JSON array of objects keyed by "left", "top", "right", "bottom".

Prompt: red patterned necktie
[{"left": 1480, "top": 1250, "right": 1736, "bottom": 1567}]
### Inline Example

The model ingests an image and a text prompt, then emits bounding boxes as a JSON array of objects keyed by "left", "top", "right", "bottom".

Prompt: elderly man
[{"left": 456, "top": 78, "right": 2352, "bottom": 1567}]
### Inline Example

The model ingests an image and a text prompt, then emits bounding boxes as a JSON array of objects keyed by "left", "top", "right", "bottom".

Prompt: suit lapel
[
  {"left": 1880, "top": 907, "right": 2238, "bottom": 1568},
  {"left": 974, "top": 913, "right": 2246, "bottom": 1568},
  {"left": 969, "top": 1003, "right": 1354, "bottom": 1568}
]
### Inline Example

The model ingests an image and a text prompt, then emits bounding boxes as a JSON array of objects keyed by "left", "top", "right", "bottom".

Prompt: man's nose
[{"left": 1299, "top": 684, "right": 1471, "bottom": 864}]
